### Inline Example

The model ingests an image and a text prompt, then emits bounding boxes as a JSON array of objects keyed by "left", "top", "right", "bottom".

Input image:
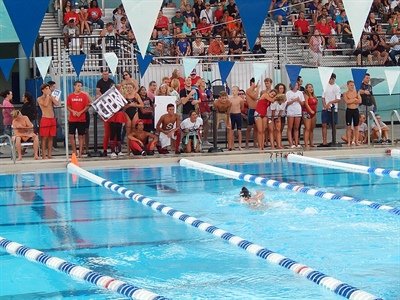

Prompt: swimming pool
[{"left": 0, "top": 155, "right": 399, "bottom": 299}]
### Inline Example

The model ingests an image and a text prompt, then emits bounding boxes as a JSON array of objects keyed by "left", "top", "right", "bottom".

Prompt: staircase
[{"left": 39, "top": 12, "right": 62, "bottom": 38}]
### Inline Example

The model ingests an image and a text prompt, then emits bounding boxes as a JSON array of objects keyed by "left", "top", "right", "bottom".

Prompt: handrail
[
  {"left": 391, "top": 110, "right": 400, "bottom": 146},
  {"left": 367, "top": 111, "right": 381, "bottom": 146},
  {"left": 0, "top": 134, "right": 16, "bottom": 164}
]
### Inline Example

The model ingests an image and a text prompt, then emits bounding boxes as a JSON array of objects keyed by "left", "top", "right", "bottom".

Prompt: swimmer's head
[{"left": 239, "top": 187, "right": 251, "bottom": 199}]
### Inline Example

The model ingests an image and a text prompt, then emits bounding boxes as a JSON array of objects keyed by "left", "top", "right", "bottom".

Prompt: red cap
[{"left": 136, "top": 119, "right": 144, "bottom": 125}]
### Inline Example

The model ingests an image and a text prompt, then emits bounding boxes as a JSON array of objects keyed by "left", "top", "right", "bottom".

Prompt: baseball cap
[
  {"left": 215, "top": 34, "right": 221, "bottom": 38},
  {"left": 176, "top": 9, "right": 181, "bottom": 12},
  {"left": 190, "top": 69, "right": 197, "bottom": 75},
  {"left": 136, "top": 119, "right": 144, "bottom": 125}
]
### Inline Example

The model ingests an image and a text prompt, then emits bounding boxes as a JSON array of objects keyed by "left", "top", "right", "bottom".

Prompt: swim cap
[{"left": 239, "top": 187, "right": 250, "bottom": 198}]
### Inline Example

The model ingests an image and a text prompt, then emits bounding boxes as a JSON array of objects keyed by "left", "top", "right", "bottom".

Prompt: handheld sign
[
  {"left": 91, "top": 86, "right": 128, "bottom": 121},
  {"left": 52, "top": 89, "right": 62, "bottom": 102}
]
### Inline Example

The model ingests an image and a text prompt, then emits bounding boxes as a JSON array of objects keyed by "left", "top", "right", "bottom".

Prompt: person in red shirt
[
  {"left": 87, "top": 0, "right": 104, "bottom": 29},
  {"left": 189, "top": 69, "right": 201, "bottom": 85},
  {"left": 67, "top": 80, "right": 90, "bottom": 158},
  {"left": 315, "top": 17, "right": 331, "bottom": 44},
  {"left": 292, "top": 11, "right": 310, "bottom": 41},
  {"left": 214, "top": 3, "right": 224, "bottom": 24},
  {"left": 197, "top": 17, "right": 213, "bottom": 42},
  {"left": 152, "top": 10, "right": 170, "bottom": 38},
  {"left": 64, "top": 6, "right": 80, "bottom": 25}
]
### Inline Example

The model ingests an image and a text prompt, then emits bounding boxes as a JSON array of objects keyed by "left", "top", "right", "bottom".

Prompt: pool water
[{"left": 0, "top": 155, "right": 399, "bottom": 299}]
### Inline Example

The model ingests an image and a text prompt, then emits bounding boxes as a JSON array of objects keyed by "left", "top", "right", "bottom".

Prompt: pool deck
[{"left": 1, "top": 126, "right": 399, "bottom": 173}]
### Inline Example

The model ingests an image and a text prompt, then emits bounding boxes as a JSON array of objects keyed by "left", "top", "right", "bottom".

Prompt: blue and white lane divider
[
  {"left": 0, "top": 237, "right": 167, "bottom": 300},
  {"left": 390, "top": 149, "right": 400, "bottom": 157},
  {"left": 287, "top": 154, "right": 400, "bottom": 179},
  {"left": 179, "top": 158, "right": 400, "bottom": 216},
  {"left": 67, "top": 163, "right": 382, "bottom": 300}
]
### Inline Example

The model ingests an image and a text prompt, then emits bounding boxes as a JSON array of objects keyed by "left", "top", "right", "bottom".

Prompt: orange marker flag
[{"left": 71, "top": 153, "right": 79, "bottom": 183}]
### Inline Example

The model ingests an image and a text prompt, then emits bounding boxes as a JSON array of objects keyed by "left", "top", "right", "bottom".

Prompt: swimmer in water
[{"left": 239, "top": 187, "right": 265, "bottom": 205}]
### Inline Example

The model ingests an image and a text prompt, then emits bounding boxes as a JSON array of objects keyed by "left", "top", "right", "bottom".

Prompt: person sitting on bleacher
[
  {"left": 273, "top": 0, "right": 290, "bottom": 31},
  {"left": 197, "top": 17, "right": 213, "bottom": 43},
  {"left": 87, "top": 0, "right": 104, "bottom": 29},
  {"left": 252, "top": 37, "right": 267, "bottom": 54},
  {"left": 172, "top": 9, "right": 186, "bottom": 35},
  {"left": 99, "top": 22, "right": 117, "bottom": 51},
  {"left": 152, "top": 10, "right": 170, "bottom": 39},
  {"left": 158, "top": 27, "right": 175, "bottom": 56},
  {"left": 78, "top": 5, "right": 92, "bottom": 35},
  {"left": 389, "top": 28, "right": 400, "bottom": 65},
  {"left": 63, "top": 6, "right": 79, "bottom": 26},
  {"left": 292, "top": 11, "right": 311, "bottom": 42},
  {"left": 63, "top": 19, "right": 81, "bottom": 51},
  {"left": 11, "top": 110, "right": 41, "bottom": 161},
  {"left": 335, "top": 9, "right": 349, "bottom": 34},
  {"left": 315, "top": 6, "right": 330, "bottom": 24},
  {"left": 182, "top": 16, "right": 197, "bottom": 39},
  {"left": 207, "top": 34, "right": 226, "bottom": 60},
  {"left": 229, "top": 35, "right": 244, "bottom": 61}
]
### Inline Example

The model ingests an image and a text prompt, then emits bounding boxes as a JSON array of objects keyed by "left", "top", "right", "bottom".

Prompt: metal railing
[
  {"left": 391, "top": 110, "right": 400, "bottom": 146},
  {"left": 0, "top": 134, "right": 16, "bottom": 164}
]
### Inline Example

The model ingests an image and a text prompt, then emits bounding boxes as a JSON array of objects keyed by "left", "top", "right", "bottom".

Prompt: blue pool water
[{"left": 0, "top": 155, "right": 399, "bottom": 299}]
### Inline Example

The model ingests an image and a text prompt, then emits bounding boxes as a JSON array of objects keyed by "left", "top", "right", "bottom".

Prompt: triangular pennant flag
[
  {"left": 351, "top": 68, "right": 368, "bottom": 91},
  {"left": 182, "top": 57, "right": 199, "bottom": 78},
  {"left": 69, "top": 54, "right": 87, "bottom": 78},
  {"left": 4, "top": 0, "right": 49, "bottom": 59},
  {"left": 342, "top": 0, "right": 373, "bottom": 47},
  {"left": 0, "top": 58, "right": 16, "bottom": 81},
  {"left": 104, "top": 52, "right": 119, "bottom": 76},
  {"left": 384, "top": 68, "right": 400, "bottom": 95},
  {"left": 35, "top": 56, "right": 52, "bottom": 79},
  {"left": 253, "top": 62, "right": 268, "bottom": 84},
  {"left": 218, "top": 61, "right": 235, "bottom": 84},
  {"left": 137, "top": 54, "right": 153, "bottom": 78},
  {"left": 235, "top": 0, "right": 271, "bottom": 50},
  {"left": 285, "top": 65, "right": 302, "bottom": 89},
  {"left": 122, "top": 0, "right": 163, "bottom": 59},
  {"left": 318, "top": 66, "right": 334, "bottom": 92}
]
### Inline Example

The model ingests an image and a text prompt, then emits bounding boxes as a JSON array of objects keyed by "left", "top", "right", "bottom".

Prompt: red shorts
[
  {"left": 108, "top": 111, "right": 127, "bottom": 124},
  {"left": 39, "top": 117, "right": 57, "bottom": 137}
]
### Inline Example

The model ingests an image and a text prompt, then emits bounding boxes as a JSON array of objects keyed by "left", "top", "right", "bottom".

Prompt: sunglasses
[
  {"left": 123, "top": 74, "right": 129, "bottom": 77},
  {"left": 238, "top": 93, "right": 244, "bottom": 96}
]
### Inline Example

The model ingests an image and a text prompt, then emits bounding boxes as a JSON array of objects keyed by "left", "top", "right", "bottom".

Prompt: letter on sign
[{"left": 91, "top": 86, "right": 128, "bottom": 121}]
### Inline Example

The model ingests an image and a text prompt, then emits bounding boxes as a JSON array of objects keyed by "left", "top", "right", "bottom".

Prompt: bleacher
[{"left": 35, "top": 5, "right": 396, "bottom": 73}]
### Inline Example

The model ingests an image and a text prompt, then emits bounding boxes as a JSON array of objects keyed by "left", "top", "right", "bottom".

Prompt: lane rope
[
  {"left": 178, "top": 158, "right": 400, "bottom": 216},
  {"left": 67, "top": 162, "right": 382, "bottom": 300},
  {"left": 0, "top": 237, "right": 168, "bottom": 300},
  {"left": 287, "top": 154, "right": 400, "bottom": 179}
]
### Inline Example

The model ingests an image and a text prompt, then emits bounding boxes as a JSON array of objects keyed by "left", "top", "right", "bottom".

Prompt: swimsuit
[{"left": 125, "top": 97, "right": 139, "bottom": 120}]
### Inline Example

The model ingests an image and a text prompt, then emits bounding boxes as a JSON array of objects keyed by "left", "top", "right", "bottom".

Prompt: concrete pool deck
[{"left": 1, "top": 125, "right": 399, "bottom": 173}]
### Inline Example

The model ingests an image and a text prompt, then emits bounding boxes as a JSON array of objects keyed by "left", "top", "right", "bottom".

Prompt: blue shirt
[{"left": 274, "top": 1, "right": 289, "bottom": 17}]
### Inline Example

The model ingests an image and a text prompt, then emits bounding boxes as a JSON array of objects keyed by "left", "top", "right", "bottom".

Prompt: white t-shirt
[
  {"left": 268, "top": 101, "right": 287, "bottom": 118},
  {"left": 322, "top": 83, "right": 341, "bottom": 112},
  {"left": 180, "top": 117, "right": 203, "bottom": 134},
  {"left": 389, "top": 35, "right": 400, "bottom": 51},
  {"left": 390, "top": 0, "right": 399, "bottom": 9},
  {"left": 371, "top": 120, "right": 386, "bottom": 129},
  {"left": 285, "top": 90, "right": 304, "bottom": 117},
  {"left": 358, "top": 122, "right": 367, "bottom": 136}
]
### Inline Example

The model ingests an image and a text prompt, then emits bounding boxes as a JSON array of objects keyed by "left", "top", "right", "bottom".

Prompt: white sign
[
  {"left": 91, "top": 86, "right": 128, "bottom": 121},
  {"left": 52, "top": 89, "right": 62, "bottom": 102}
]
